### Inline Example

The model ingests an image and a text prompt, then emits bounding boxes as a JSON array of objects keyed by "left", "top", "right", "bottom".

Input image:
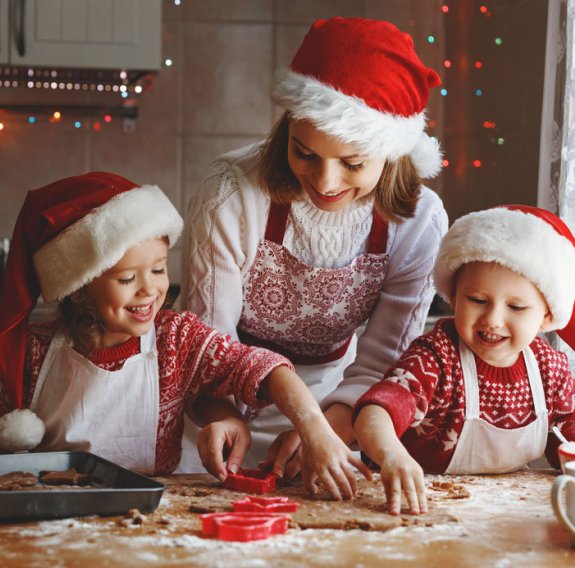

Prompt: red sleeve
[
  {"left": 353, "top": 340, "right": 443, "bottom": 436},
  {"left": 158, "top": 310, "right": 293, "bottom": 408}
]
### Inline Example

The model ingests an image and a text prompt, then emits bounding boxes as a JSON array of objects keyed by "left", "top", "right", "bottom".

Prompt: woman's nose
[{"left": 313, "top": 160, "right": 341, "bottom": 194}]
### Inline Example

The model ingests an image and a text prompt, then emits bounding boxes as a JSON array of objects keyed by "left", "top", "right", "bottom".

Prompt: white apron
[
  {"left": 238, "top": 202, "right": 389, "bottom": 467},
  {"left": 30, "top": 327, "right": 159, "bottom": 474},
  {"left": 444, "top": 341, "right": 548, "bottom": 474}
]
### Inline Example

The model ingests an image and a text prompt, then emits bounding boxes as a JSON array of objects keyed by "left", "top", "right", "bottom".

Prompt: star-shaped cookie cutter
[
  {"left": 232, "top": 495, "right": 299, "bottom": 513},
  {"left": 222, "top": 469, "right": 278, "bottom": 494},
  {"left": 200, "top": 511, "right": 290, "bottom": 541}
]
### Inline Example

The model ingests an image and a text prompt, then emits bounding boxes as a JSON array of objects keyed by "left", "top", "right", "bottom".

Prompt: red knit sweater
[
  {"left": 354, "top": 318, "right": 575, "bottom": 472},
  {"left": 0, "top": 310, "right": 292, "bottom": 474}
]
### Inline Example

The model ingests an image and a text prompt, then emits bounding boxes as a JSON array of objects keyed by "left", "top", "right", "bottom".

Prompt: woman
[{"left": 180, "top": 17, "right": 448, "bottom": 474}]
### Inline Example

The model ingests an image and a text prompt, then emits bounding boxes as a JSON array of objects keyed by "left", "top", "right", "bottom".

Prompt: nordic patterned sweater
[
  {"left": 353, "top": 318, "right": 575, "bottom": 472},
  {"left": 0, "top": 310, "right": 292, "bottom": 475}
]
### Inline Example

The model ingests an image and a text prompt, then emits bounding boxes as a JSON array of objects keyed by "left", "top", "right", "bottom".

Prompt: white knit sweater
[{"left": 181, "top": 143, "right": 448, "bottom": 407}]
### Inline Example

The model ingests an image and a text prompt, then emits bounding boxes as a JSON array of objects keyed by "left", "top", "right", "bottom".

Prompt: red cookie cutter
[
  {"left": 222, "top": 469, "right": 278, "bottom": 494},
  {"left": 200, "top": 511, "right": 290, "bottom": 542},
  {"left": 232, "top": 495, "right": 300, "bottom": 513}
]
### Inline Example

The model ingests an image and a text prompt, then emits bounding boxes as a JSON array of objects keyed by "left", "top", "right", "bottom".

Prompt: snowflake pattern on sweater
[
  {"left": 0, "top": 310, "right": 292, "bottom": 474},
  {"left": 354, "top": 318, "right": 575, "bottom": 473}
]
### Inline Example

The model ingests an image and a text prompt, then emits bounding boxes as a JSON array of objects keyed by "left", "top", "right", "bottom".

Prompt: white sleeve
[
  {"left": 180, "top": 155, "right": 269, "bottom": 340},
  {"left": 321, "top": 188, "right": 449, "bottom": 408}
]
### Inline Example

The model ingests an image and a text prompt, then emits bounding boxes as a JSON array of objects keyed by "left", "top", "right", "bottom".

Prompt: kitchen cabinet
[{"left": 0, "top": 0, "right": 161, "bottom": 70}]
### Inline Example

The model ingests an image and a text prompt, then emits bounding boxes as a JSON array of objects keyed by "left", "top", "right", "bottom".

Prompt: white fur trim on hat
[
  {"left": 433, "top": 208, "right": 575, "bottom": 330},
  {"left": 271, "top": 68, "right": 442, "bottom": 178},
  {"left": 0, "top": 409, "right": 45, "bottom": 451},
  {"left": 33, "top": 185, "right": 184, "bottom": 302}
]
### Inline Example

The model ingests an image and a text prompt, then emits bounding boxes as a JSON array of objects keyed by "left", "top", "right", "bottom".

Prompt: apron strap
[
  {"left": 264, "top": 202, "right": 290, "bottom": 244},
  {"left": 367, "top": 209, "right": 388, "bottom": 254},
  {"left": 265, "top": 202, "right": 389, "bottom": 254}
]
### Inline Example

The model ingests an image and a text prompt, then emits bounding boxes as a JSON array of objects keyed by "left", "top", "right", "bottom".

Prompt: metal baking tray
[{"left": 0, "top": 451, "right": 164, "bottom": 521}]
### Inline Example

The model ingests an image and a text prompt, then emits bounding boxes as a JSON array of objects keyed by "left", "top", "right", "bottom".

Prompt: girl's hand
[
  {"left": 197, "top": 416, "right": 251, "bottom": 481},
  {"left": 378, "top": 446, "right": 427, "bottom": 515},
  {"left": 298, "top": 418, "right": 372, "bottom": 501}
]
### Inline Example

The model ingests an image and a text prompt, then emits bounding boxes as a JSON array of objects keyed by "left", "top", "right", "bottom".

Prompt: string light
[
  {"left": 444, "top": 59, "right": 452, "bottom": 68},
  {"left": 494, "top": 37, "right": 503, "bottom": 45},
  {"left": 441, "top": 4, "right": 449, "bottom": 13},
  {"left": 473, "top": 160, "right": 482, "bottom": 168},
  {"left": 0, "top": 123, "right": 4, "bottom": 131},
  {"left": 427, "top": 35, "right": 436, "bottom": 44}
]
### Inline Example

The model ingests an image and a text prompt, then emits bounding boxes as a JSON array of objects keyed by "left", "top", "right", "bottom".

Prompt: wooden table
[{"left": 1, "top": 469, "right": 574, "bottom": 567}]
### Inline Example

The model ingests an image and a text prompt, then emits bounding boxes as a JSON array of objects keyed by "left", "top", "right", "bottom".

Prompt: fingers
[
  {"left": 197, "top": 427, "right": 226, "bottom": 481},
  {"left": 270, "top": 432, "right": 301, "bottom": 478},
  {"left": 225, "top": 429, "right": 251, "bottom": 476},
  {"left": 382, "top": 468, "right": 428, "bottom": 515},
  {"left": 384, "top": 476, "right": 403, "bottom": 515},
  {"left": 348, "top": 453, "right": 374, "bottom": 482}
]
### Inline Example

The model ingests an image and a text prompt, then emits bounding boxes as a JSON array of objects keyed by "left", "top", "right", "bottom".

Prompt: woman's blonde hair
[{"left": 259, "top": 111, "right": 422, "bottom": 223}]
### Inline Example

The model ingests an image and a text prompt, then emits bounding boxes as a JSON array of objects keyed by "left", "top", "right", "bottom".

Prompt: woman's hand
[
  {"left": 259, "top": 429, "right": 303, "bottom": 479},
  {"left": 378, "top": 445, "right": 427, "bottom": 515},
  {"left": 197, "top": 416, "right": 251, "bottom": 481},
  {"left": 297, "top": 416, "right": 372, "bottom": 501}
]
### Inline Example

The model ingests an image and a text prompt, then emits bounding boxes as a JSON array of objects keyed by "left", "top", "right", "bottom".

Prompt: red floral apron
[{"left": 238, "top": 202, "right": 389, "bottom": 364}]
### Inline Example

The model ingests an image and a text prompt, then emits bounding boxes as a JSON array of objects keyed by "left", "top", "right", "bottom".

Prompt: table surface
[{"left": 1, "top": 469, "right": 575, "bottom": 568}]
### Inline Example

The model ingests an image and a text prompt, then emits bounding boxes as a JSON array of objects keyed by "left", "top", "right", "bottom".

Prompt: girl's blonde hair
[
  {"left": 259, "top": 112, "right": 422, "bottom": 223},
  {"left": 57, "top": 291, "right": 103, "bottom": 356}
]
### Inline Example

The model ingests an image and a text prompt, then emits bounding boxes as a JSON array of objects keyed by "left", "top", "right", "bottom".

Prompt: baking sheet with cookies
[{"left": 0, "top": 451, "right": 164, "bottom": 521}]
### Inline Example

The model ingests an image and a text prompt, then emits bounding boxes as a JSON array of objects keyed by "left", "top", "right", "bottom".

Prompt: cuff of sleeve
[
  {"left": 352, "top": 381, "right": 416, "bottom": 437},
  {"left": 320, "top": 384, "right": 372, "bottom": 412},
  {"left": 241, "top": 361, "right": 294, "bottom": 409}
]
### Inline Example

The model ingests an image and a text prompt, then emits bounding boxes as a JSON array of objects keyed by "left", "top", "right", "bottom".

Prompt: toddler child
[
  {"left": 0, "top": 172, "right": 369, "bottom": 500},
  {"left": 353, "top": 205, "right": 575, "bottom": 514}
]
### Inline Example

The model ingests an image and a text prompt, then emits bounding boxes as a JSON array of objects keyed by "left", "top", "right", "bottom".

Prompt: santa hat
[
  {"left": 0, "top": 172, "right": 183, "bottom": 449},
  {"left": 433, "top": 204, "right": 575, "bottom": 349},
  {"left": 272, "top": 17, "right": 442, "bottom": 178}
]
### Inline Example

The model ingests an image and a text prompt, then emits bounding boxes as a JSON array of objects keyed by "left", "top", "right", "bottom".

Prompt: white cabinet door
[
  {"left": 9, "top": 0, "right": 161, "bottom": 70},
  {"left": 0, "top": 0, "right": 9, "bottom": 64}
]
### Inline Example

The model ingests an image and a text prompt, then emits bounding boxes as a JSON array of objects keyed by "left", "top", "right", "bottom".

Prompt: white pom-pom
[{"left": 0, "top": 409, "right": 45, "bottom": 452}]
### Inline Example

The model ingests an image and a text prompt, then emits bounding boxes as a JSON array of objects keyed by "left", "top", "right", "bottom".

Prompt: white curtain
[{"left": 539, "top": 0, "right": 575, "bottom": 369}]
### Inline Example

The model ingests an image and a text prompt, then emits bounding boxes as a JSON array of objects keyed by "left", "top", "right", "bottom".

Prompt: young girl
[
  {"left": 354, "top": 205, "right": 575, "bottom": 515},
  {"left": 0, "top": 171, "right": 369, "bottom": 500},
  {"left": 180, "top": 16, "right": 448, "bottom": 475}
]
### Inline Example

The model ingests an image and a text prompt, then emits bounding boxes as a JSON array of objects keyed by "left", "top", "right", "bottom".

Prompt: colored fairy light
[
  {"left": 174, "top": 0, "right": 181, "bottom": 4},
  {"left": 440, "top": 88, "right": 447, "bottom": 96},
  {"left": 134, "top": 85, "right": 143, "bottom": 94},
  {"left": 480, "top": 5, "right": 488, "bottom": 13},
  {"left": 495, "top": 37, "right": 503, "bottom": 45},
  {"left": 483, "top": 121, "right": 496, "bottom": 129},
  {"left": 428, "top": 119, "right": 437, "bottom": 128},
  {"left": 442, "top": 159, "right": 449, "bottom": 167},
  {"left": 441, "top": 4, "right": 449, "bottom": 12},
  {"left": 473, "top": 159, "right": 482, "bottom": 168},
  {"left": 0, "top": 123, "right": 4, "bottom": 131},
  {"left": 104, "top": 115, "right": 112, "bottom": 123},
  {"left": 497, "top": 138, "right": 505, "bottom": 145},
  {"left": 53, "top": 111, "right": 61, "bottom": 121},
  {"left": 93, "top": 122, "right": 102, "bottom": 131},
  {"left": 165, "top": 58, "right": 173, "bottom": 67},
  {"left": 444, "top": 59, "right": 452, "bottom": 68},
  {"left": 428, "top": 35, "right": 435, "bottom": 44},
  {"left": 474, "top": 61, "right": 483, "bottom": 69},
  {"left": 121, "top": 92, "right": 129, "bottom": 98},
  {"left": 74, "top": 121, "right": 82, "bottom": 128},
  {"left": 28, "top": 116, "right": 36, "bottom": 124},
  {"left": 475, "top": 89, "right": 482, "bottom": 96}
]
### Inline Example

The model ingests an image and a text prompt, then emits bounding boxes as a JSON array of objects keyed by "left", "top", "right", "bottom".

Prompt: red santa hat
[
  {"left": 0, "top": 171, "right": 183, "bottom": 422},
  {"left": 433, "top": 204, "right": 575, "bottom": 348},
  {"left": 272, "top": 17, "right": 442, "bottom": 178}
]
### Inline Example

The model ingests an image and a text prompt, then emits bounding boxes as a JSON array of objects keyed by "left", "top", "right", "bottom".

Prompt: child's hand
[
  {"left": 197, "top": 416, "right": 251, "bottom": 481},
  {"left": 298, "top": 417, "right": 372, "bottom": 501},
  {"left": 379, "top": 446, "right": 427, "bottom": 515}
]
